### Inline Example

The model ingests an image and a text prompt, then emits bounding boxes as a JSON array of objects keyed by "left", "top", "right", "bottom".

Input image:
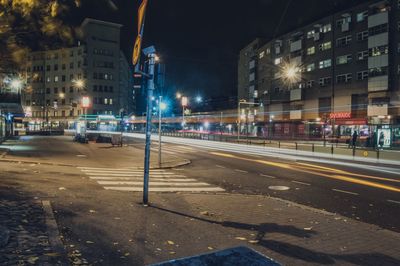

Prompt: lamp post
[
  {"left": 158, "top": 96, "right": 167, "bottom": 167},
  {"left": 81, "top": 96, "right": 90, "bottom": 136},
  {"left": 181, "top": 96, "right": 188, "bottom": 135}
]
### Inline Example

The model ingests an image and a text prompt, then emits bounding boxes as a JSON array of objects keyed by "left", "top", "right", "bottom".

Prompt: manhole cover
[{"left": 268, "top": 186, "right": 290, "bottom": 191}]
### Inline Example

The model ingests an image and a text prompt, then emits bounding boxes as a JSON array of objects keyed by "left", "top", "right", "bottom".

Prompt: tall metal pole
[
  {"left": 237, "top": 102, "right": 240, "bottom": 141},
  {"left": 158, "top": 95, "right": 162, "bottom": 168},
  {"left": 143, "top": 53, "right": 155, "bottom": 205},
  {"left": 182, "top": 105, "right": 185, "bottom": 137}
]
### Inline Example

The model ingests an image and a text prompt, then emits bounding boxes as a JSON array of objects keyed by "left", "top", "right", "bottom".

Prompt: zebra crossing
[{"left": 78, "top": 166, "right": 224, "bottom": 192}]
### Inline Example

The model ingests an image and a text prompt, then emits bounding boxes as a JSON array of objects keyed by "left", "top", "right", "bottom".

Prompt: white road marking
[
  {"left": 83, "top": 173, "right": 179, "bottom": 177},
  {"left": 88, "top": 177, "right": 191, "bottom": 181},
  {"left": 259, "top": 174, "right": 276, "bottom": 179},
  {"left": 332, "top": 189, "right": 359, "bottom": 196},
  {"left": 234, "top": 169, "right": 248, "bottom": 173},
  {"left": 98, "top": 181, "right": 212, "bottom": 186},
  {"left": 104, "top": 187, "right": 225, "bottom": 192},
  {"left": 78, "top": 167, "right": 224, "bottom": 193},
  {"left": 291, "top": 180, "right": 311, "bottom": 186},
  {"left": 215, "top": 165, "right": 226, "bottom": 169},
  {"left": 387, "top": 199, "right": 400, "bottom": 205}
]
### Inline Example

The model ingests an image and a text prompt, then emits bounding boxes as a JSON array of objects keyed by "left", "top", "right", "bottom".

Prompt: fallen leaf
[
  {"left": 124, "top": 253, "right": 130, "bottom": 256},
  {"left": 89, "top": 210, "right": 96, "bottom": 213},
  {"left": 86, "top": 241, "right": 94, "bottom": 244},
  {"left": 167, "top": 240, "right": 175, "bottom": 245},
  {"left": 58, "top": 187, "right": 66, "bottom": 190},
  {"left": 303, "top": 227, "right": 313, "bottom": 231},
  {"left": 248, "top": 240, "right": 259, "bottom": 244},
  {"left": 169, "top": 251, "right": 176, "bottom": 255},
  {"left": 235, "top": 237, "right": 247, "bottom": 241},
  {"left": 207, "top": 246, "right": 214, "bottom": 250},
  {"left": 27, "top": 256, "right": 39, "bottom": 264},
  {"left": 200, "top": 211, "right": 209, "bottom": 216}
]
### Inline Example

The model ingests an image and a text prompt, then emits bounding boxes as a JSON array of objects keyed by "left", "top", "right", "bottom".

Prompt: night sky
[{"left": 73, "top": 0, "right": 367, "bottom": 99}]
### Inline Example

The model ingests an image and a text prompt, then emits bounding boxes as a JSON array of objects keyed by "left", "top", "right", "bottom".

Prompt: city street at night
[{"left": 2, "top": 0, "right": 400, "bottom": 265}]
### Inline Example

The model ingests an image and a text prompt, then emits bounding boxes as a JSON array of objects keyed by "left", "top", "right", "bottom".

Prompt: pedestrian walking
[{"left": 351, "top": 131, "right": 358, "bottom": 148}]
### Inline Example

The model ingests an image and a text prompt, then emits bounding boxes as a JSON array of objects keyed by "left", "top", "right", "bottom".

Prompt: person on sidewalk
[{"left": 351, "top": 130, "right": 358, "bottom": 148}]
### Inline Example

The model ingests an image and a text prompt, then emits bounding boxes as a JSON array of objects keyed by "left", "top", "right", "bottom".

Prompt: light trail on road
[{"left": 209, "top": 151, "right": 400, "bottom": 193}]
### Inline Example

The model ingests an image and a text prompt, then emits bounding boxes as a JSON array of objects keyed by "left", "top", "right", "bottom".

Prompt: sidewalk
[
  {"left": 0, "top": 136, "right": 189, "bottom": 169},
  {"left": 0, "top": 186, "right": 66, "bottom": 265}
]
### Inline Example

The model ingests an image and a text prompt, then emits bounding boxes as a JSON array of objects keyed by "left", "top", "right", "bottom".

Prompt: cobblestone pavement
[{"left": 0, "top": 189, "right": 65, "bottom": 265}]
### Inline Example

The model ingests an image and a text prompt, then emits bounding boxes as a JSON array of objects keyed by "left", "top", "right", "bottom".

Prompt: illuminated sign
[
  {"left": 81, "top": 96, "right": 91, "bottom": 108},
  {"left": 329, "top": 112, "right": 351, "bottom": 119},
  {"left": 181, "top": 96, "right": 188, "bottom": 107}
]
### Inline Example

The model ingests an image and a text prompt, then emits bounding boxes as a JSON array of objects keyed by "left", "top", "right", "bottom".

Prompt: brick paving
[{"left": 0, "top": 189, "right": 66, "bottom": 265}]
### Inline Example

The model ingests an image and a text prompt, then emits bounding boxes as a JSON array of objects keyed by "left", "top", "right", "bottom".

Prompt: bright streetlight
[
  {"left": 195, "top": 96, "right": 202, "bottom": 103},
  {"left": 73, "top": 79, "right": 85, "bottom": 89},
  {"left": 10, "top": 78, "right": 23, "bottom": 91},
  {"left": 176, "top": 92, "right": 182, "bottom": 99}
]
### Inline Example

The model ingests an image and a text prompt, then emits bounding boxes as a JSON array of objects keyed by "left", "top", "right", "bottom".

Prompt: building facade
[
  {"left": 238, "top": 0, "right": 400, "bottom": 146},
  {"left": 22, "top": 18, "right": 134, "bottom": 130}
]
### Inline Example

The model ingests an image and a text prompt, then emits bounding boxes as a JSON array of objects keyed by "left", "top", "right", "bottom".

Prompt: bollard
[
  {"left": 352, "top": 146, "right": 356, "bottom": 157},
  {"left": 331, "top": 144, "right": 334, "bottom": 154},
  {"left": 278, "top": 141, "right": 281, "bottom": 148},
  {"left": 312, "top": 143, "right": 315, "bottom": 152},
  {"left": 295, "top": 142, "right": 298, "bottom": 150}
]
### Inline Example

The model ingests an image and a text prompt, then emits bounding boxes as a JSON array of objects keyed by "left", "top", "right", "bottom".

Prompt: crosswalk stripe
[
  {"left": 89, "top": 177, "right": 198, "bottom": 181},
  {"left": 82, "top": 170, "right": 176, "bottom": 174},
  {"left": 104, "top": 187, "right": 225, "bottom": 192},
  {"left": 78, "top": 167, "right": 168, "bottom": 171},
  {"left": 98, "top": 181, "right": 212, "bottom": 186},
  {"left": 84, "top": 173, "right": 184, "bottom": 177},
  {"left": 78, "top": 166, "right": 224, "bottom": 193}
]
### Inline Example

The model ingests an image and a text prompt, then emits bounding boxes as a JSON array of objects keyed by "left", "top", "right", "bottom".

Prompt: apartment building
[
  {"left": 238, "top": 0, "right": 400, "bottom": 145},
  {"left": 22, "top": 18, "right": 134, "bottom": 130}
]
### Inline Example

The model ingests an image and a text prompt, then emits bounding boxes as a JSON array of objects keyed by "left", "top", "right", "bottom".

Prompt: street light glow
[
  {"left": 195, "top": 96, "right": 202, "bottom": 103},
  {"left": 159, "top": 102, "right": 167, "bottom": 110},
  {"left": 10, "top": 79, "right": 23, "bottom": 90},
  {"left": 74, "top": 79, "right": 85, "bottom": 89},
  {"left": 280, "top": 62, "right": 301, "bottom": 86},
  {"left": 176, "top": 92, "right": 182, "bottom": 99}
]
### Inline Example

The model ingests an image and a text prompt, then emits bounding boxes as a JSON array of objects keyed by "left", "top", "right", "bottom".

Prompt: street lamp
[
  {"left": 181, "top": 96, "right": 188, "bottom": 130},
  {"left": 195, "top": 96, "right": 202, "bottom": 103},
  {"left": 158, "top": 96, "right": 167, "bottom": 167},
  {"left": 81, "top": 96, "right": 90, "bottom": 135},
  {"left": 176, "top": 92, "right": 182, "bottom": 99}
]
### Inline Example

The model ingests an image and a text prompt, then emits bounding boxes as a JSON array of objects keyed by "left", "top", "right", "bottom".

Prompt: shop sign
[{"left": 330, "top": 112, "right": 351, "bottom": 119}]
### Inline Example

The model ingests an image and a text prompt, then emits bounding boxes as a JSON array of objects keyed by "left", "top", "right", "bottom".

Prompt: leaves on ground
[{"left": 235, "top": 237, "right": 247, "bottom": 241}]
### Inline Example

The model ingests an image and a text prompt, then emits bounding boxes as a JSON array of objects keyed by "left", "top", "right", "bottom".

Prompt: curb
[
  {"left": 0, "top": 158, "right": 76, "bottom": 167},
  {"left": 0, "top": 158, "right": 191, "bottom": 169},
  {"left": 0, "top": 148, "right": 9, "bottom": 158},
  {"left": 41, "top": 200, "right": 68, "bottom": 265},
  {"left": 154, "top": 159, "right": 191, "bottom": 169}
]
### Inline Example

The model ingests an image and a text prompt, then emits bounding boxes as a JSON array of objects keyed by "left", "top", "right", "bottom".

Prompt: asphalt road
[
  {"left": 2, "top": 135, "right": 400, "bottom": 265},
  {"left": 144, "top": 139, "right": 400, "bottom": 232},
  {"left": 4, "top": 136, "right": 400, "bottom": 232}
]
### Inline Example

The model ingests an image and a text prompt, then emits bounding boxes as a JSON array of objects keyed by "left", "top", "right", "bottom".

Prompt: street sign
[
  {"left": 138, "top": 0, "right": 148, "bottom": 32},
  {"left": 132, "top": 0, "right": 148, "bottom": 67},
  {"left": 132, "top": 35, "right": 142, "bottom": 66}
]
